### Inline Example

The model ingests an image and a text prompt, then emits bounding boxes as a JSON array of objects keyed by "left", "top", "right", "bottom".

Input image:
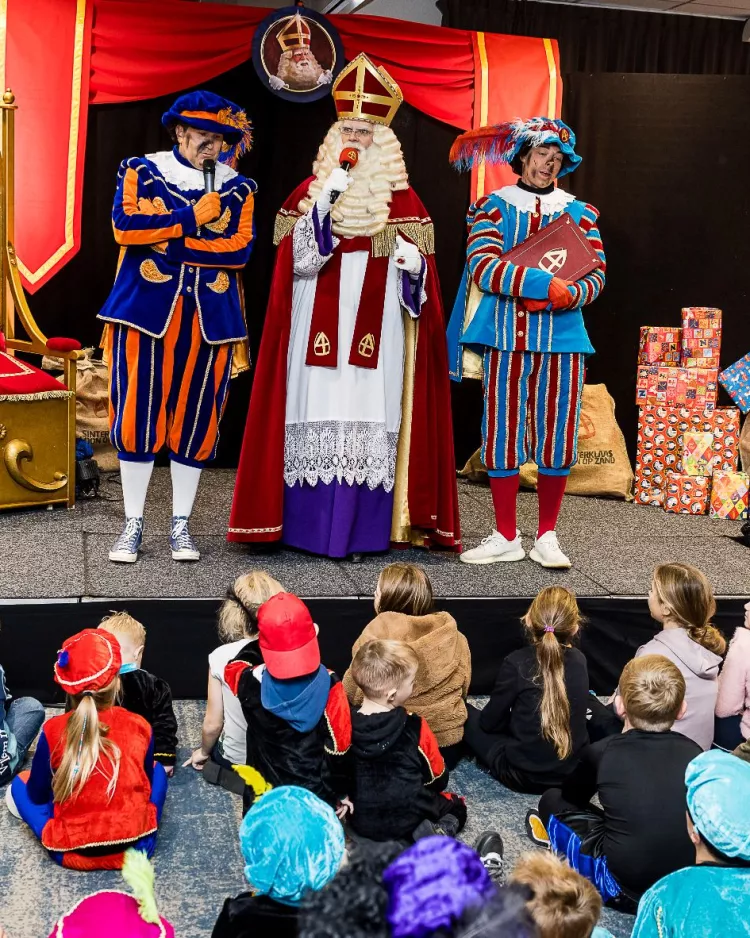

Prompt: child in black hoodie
[{"left": 344, "top": 639, "right": 466, "bottom": 842}]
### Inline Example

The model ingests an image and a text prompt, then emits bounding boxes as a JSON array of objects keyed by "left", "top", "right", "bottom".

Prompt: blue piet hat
[
  {"left": 686, "top": 750, "right": 750, "bottom": 861},
  {"left": 450, "top": 117, "right": 581, "bottom": 178},
  {"left": 161, "top": 90, "right": 253, "bottom": 167}
]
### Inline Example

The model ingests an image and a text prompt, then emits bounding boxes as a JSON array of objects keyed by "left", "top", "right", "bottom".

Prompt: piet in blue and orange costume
[
  {"left": 98, "top": 91, "right": 255, "bottom": 563},
  {"left": 447, "top": 118, "right": 606, "bottom": 568}
]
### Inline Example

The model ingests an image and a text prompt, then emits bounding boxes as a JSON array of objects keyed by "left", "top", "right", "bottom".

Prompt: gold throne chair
[{"left": 0, "top": 89, "right": 83, "bottom": 511}]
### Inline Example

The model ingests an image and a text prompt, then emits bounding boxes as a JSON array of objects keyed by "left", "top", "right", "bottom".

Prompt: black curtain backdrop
[{"left": 26, "top": 23, "right": 750, "bottom": 469}]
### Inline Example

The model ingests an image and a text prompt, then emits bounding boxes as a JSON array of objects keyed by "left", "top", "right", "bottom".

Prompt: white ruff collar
[
  {"left": 146, "top": 150, "right": 238, "bottom": 192},
  {"left": 494, "top": 184, "right": 576, "bottom": 217}
]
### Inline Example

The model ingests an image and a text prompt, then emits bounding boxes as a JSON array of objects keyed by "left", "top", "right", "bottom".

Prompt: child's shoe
[
  {"left": 525, "top": 808, "right": 551, "bottom": 847},
  {"left": 474, "top": 829, "right": 505, "bottom": 884}
]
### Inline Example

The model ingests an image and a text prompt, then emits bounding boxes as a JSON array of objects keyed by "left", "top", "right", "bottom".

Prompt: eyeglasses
[{"left": 341, "top": 127, "right": 373, "bottom": 138}]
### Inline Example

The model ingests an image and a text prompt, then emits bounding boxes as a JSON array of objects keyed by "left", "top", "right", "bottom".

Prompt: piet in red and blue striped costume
[
  {"left": 447, "top": 183, "right": 606, "bottom": 477},
  {"left": 98, "top": 147, "right": 256, "bottom": 467}
]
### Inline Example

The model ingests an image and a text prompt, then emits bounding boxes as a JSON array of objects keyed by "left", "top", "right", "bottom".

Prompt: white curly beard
[{"left": 299, "top": 122, "right": 409, "bottom": 238}]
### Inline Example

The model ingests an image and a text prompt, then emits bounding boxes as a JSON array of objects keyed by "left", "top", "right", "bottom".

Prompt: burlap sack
[
  {"left": 458, "top": 384, "right": 634, "bottom": 499},
  {"left": 741, "top": 412, "right": 750, "bottom": 473}
]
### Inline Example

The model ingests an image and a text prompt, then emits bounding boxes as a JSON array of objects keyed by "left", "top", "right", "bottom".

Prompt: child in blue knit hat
[
  {"left": 631, "top": 750, "right": 750, "bottom": 937},
  {"left": 211, "top": 786, "right": 346, "bottom": 938}
]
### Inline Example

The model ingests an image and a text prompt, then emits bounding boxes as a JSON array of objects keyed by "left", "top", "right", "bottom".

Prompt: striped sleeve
[
  {"left": 112, "top": 159, "right": 196, "bottom": 246},
  {"left": 466, "top": 197, "right": 553, "bottom": 301},
  {"left": 566, "top": 204, "right": 606, "bottom": 307},
  {"left": 177, "top": 185, "right": 255, "bottom": 270}
]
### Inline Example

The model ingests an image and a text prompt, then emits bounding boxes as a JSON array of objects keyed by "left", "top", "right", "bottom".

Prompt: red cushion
[
  {"left": 46, "top": 336, "right": 82, "bottom": 353},
  {"left": 0, "top": 350, "right": 67, "bottom": 395}
]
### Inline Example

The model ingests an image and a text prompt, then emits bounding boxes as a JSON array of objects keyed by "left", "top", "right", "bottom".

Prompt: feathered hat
[
  {"left": 161, "top": 90, "right": 253, "bottom": 168},
  {"left": 450, "top": 117, "right": 581, "bottom": 178}
]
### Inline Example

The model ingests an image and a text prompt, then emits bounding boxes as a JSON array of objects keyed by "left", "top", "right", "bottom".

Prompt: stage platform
[{"left": 1, "top": 469, "right": 747, "bottom": 702}]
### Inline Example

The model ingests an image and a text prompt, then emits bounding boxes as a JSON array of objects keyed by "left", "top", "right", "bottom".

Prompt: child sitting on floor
[
  {"left": 531, "top": 655, "right": 700, "bottom": 909},
  {"left": 99, "top": 612, "right": 178, "bottom": 775},
  {"left": 212, "top": 785, "right": 345, "bottom": 938},
  {"left": 0, "top": 630, "right": 44, "bottom": 785},
  {"left": 631, "top": 749, "right": 750, "bottom": 937},
  {"left": 510, "top": 852, "right": 615, "bottom": 938},
  {"left": 184, "top": 571, "right": 283, "bottom": 786},
  {"left": 7, "top": 629, "right": 167, "bottom": 869},
  {"left": 714, "top": 598, "right": 750, "bottom": 751},
  {"left": 226, "top": 592, "right": 351, "bottom": 812},
  {"left": 344, "top": 639, "right": 466, "bottom": 842},
  {"left": 464, "top": 586, "right": 590, "bottom": 793},
  {"left": 342, "top": 563, "right": 471, "bottom": 769}
]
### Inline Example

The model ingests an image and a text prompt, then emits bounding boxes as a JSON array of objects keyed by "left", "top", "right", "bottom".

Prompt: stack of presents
[{"left": 634, "top": 307, "right": 750, "bottom": 519}]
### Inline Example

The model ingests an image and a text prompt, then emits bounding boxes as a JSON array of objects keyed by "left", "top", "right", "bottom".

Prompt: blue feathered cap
[
  {"left": 239, "top": 786, "right": 345, "bottom": 905},
  {"left": 686, "top": 750, "right": 750, "bottom": 861},
  {"left": 161, "top": 90, "right": 253, "bottom": 168},
  {"left": 450, "top": 117, "right": 581, "bottom": 178}
]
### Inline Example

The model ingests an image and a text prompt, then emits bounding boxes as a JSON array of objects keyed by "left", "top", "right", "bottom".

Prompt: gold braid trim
[
  {"left": 273, "top": 210, "right": 301, "bottom": 246},
  {"left": 0, "top": 390, "right": 74, "bottom": 402},
  {"left": 205, "top": 206, "right": 231, "bottom": 235},
  {"left": 371, "top": 219, "right": 435, "bottom": 258}
]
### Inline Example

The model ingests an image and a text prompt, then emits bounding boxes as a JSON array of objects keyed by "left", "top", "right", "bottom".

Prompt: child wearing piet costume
[
  {"left": 7, "top": 628, "right": 168, "bottom": 869},
  {"left": 47, "top": 849, "right": 174, "bottom": 937},
  {"left": 448, "top": 118, "right": 606, "bottom": 570},
  {"left": 212, "top": 785, "right": 346, "bottom": 938}
]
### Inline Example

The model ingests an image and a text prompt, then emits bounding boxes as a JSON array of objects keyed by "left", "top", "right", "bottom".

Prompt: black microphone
[
  {"left": 329, "top": 147, "right": 360, "bottom": 205},
  {"left": 202, "top": 158, "right": 216, "bottom": 194}
]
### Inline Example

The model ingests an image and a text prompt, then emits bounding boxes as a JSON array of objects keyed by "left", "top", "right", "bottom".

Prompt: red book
[{"left": 502, "top": 212, "right": 601, "bottom": 281}]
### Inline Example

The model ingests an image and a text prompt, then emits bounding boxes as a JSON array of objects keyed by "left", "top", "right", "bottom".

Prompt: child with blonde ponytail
[
  {"left": 464, "top": 586, "right": 590, "bottom": 793},
  {"left": 7, "top": 629, "right": 167, "bottom": 870}
]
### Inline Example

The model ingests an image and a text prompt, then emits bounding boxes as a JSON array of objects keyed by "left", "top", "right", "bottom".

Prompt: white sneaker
[
  {"left": 529, "top": 530, "right": 571, "bottom": 569},
  {"left": 460, "top": 530, "right": 525, "bottom": 565},
  {"left": 5, "top": 785, "right": 20, "bottom": 819}
]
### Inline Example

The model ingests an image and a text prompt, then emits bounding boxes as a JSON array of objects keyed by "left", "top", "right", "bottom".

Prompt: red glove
[{"left": 524, "top": 278, "right": 574, "bottom": 312}]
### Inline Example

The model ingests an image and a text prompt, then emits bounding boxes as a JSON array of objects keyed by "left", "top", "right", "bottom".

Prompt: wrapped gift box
[
  {"left": 682, "top": 431, "right": 717, "bottom": 476},
  {"left": 719, "top": 352, "right": 750, "bottom": 414},
  {"left": 681, "top": 307, "right": 722, "bottom": 330},
  {"left": 663, "top": 470, "right": 710, "bottom": 515},
  {"left": 638, "top": 327, "right": 681, "bottom": 365},
  {"left": 712, "top": 407, "right": 741, "bottom": 472},
  {"left": 635, "top": 365, "right": 718, "bottom": 408},
  {"left": 634, "top": 406, "right": 715, "bottom": 504},
  {"left": 681, "top": 327, "right": 721, "bottom": 369},
  {"left": 709, "top": 470, "right": 750, "bottom": 520}
]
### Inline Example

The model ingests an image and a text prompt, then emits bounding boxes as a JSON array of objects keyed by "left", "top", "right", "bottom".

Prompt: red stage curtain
[{"left": 90, "top": 0, "right": 475, "bottom": 130}]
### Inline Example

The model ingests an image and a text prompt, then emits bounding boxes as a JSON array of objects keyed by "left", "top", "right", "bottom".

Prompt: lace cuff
[
  {"left": 293, "top": 205, "right": 339, "bottom": 277},
  {"left": 284, "top": 420, "right": 398, "bottom": 491}
]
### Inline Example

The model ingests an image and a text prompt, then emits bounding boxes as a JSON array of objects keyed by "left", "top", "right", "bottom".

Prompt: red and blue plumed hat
[
  {"left": 450, "top": 117, "right": 581, "bottom": 178},
  {"left": 161, "top": 90, "right": 253, "bottom": 169}
]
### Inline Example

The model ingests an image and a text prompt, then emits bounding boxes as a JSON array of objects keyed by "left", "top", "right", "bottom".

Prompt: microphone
[
  {"left": 202, "top": 158, "right": 216, "bottom": 194},
  {"left": 329, "top": 147, "right": 359, "bottom": 205}
]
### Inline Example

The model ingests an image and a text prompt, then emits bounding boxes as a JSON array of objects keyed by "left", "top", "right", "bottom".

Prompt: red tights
[{"left": 489, "top": 472, "right": 567, "bottom": 540}]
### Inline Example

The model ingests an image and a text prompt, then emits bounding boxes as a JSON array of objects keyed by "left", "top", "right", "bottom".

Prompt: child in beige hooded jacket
[{"left": 342, "top": 564, "right": 471, "bottom": 766}]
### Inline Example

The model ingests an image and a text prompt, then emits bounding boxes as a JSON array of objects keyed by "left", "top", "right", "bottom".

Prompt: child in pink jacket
[{"left": 715, "top": 600, "right": 750, "bottom": 750}]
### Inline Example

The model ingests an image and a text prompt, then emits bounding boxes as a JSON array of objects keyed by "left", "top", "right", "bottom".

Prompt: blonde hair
[
  {"left": 652, "top": 563, "right": 726, "bottom": 656},
  {"left": 218, "top": 571, "right": 285, "bottom": 643},
  {"left": 52, "top": 678, "right": 121, "bottom": 804},
  {"left": 375, "top": 563, "right": 434, "bottom": 617},
  {"left": 522, "top": 587, "right": 583, "bottom": 760},
  {"left": 511, "top": 852, "right": 602, "bottom": 938},
  {"left": 299, "top": 121, "right": 409, "bottom": 238},
  {"left": 350, "top": 639, "right": 419, "bottom": 700},
  {"left": 619, "top": 654, "right": 686, "bottom": 732},
  {"left": 98, "top": 611, "right": 146, "bottom": 647}
]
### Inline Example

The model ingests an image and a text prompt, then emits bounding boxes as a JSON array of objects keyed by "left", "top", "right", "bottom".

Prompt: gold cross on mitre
[
  {"left": 277, "top": 12, "right": 312, "bottom": 53},
  {"left": 332, "top": 53, "right": 404, "bottom": 127}
]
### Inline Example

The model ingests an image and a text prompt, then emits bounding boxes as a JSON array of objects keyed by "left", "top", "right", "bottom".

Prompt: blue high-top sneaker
[
  {"left": 170, "top": 515, "right": 200, "bottom": 561},
  {"left": 108, "top": 517, "right": 143, "bottom": 563}
]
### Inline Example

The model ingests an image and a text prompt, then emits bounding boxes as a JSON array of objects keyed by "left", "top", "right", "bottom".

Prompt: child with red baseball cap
[
  {"left": 224, "top": 592, "right": 352, "bottom": 813},
  {"left": 7, "top": 628, "right": 168, "bottom": 869}
]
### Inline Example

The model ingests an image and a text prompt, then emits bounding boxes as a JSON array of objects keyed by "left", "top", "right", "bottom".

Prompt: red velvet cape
[{"left": 228, "top": 180, "right": 461, "bottom": 551}]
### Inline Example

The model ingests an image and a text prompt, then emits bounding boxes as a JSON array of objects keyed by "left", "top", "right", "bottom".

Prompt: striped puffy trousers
[
  {"left": 481, "top": 349, "right": 584, "bottom": 476},
  {"left": 105, "top": 297, "right": 233, "bottom": 467}
]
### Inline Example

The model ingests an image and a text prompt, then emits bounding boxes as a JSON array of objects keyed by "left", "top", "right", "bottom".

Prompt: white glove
[
  {"left": 393, "top": 234, "right": 423, "bottom": 277},
  {"left": 316, "top": 70, "right": 333, "bottom": 87},
  {"left": 268, "top": 75, "right": 287, "bottom": 91},
  {"left": 316, "top": 167, "right": 352, "bottom": 214}
]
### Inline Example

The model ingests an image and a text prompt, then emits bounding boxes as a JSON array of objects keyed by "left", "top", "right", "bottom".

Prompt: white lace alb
[
  {"left": 284, "top": 420, "right": 398, "bottom": 491},
  {"left": 292, "top": 208, "right": 339, "bottom": 277}
]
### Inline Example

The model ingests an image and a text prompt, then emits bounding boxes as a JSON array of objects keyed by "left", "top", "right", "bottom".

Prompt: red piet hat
[
  {"left": 54, "top": 628, "right": 122, "bottom": 695},
  {"left": 257, "top": 593, "right": 320, "bottom": 679}
]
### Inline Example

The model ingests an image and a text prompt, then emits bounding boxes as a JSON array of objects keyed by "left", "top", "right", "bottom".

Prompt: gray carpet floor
[
  {"left": 1, "top": 469, "right": 747, "bottom": 600},
  {"left": 0, "top": 700, "right": 634, "bottom": 938}
]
